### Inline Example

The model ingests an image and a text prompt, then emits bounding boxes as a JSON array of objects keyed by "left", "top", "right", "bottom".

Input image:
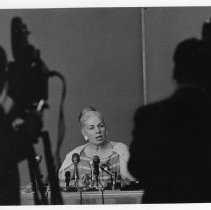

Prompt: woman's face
[{"left": 81, "top": 111, "right": 107, "bottom": 145}]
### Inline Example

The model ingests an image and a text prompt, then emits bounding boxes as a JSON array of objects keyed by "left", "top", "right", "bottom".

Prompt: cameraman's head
[
  {"left": 0, "top": 46, "right": 13, "bottom": 114},
  {"left": 173, "top": 38, "right": 211, "bottom": 93}
]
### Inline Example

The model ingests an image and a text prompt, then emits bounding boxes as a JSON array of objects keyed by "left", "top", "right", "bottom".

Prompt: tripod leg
[
  {"left": 41, "top": 131, "right": 63, "bottom": 205},
  {"left": 27, "top": 145, "right": 49, "bottom": 205},
  {"left": 27, "top": 156, "right": 39, "bottom": 205}
]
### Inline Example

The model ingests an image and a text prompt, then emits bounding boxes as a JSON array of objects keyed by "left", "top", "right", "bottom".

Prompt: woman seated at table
[{"left": 58, "top": 107, "right": 135, "bottom": 189}]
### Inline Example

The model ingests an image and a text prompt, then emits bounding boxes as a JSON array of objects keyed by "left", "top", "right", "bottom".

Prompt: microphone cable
[
  {"left": 48, "top": 70, "right": 67, "bottom": 172},
  {"left": 79, "top": 188, "right": 83, "bottom": 205},
  {"left": 79, "top": 186, "right": 87, "bottom": 205},
  {"left": 101, "top": 187, "right": 105, "bottom": 204},
  {"left": 98, "top": 176, "right": 105, "bottom": 204}
]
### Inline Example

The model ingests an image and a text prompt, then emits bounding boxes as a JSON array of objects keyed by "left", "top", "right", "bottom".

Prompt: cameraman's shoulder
[{"left": 134, "top": 100, "right": 166, "bottom": 123}]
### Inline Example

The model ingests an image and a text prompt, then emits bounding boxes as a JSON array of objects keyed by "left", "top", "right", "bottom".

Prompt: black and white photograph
[{"left": 0, "top": 2, "right": 211, "bottom": 208}]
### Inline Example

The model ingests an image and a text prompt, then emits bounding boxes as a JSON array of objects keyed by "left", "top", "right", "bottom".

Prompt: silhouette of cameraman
[
  {"left": 129, "top": 38, "right": 211, "bottom": 203},
  {"left": 0, "top": 46, "right": 42, "bottom": 205}
]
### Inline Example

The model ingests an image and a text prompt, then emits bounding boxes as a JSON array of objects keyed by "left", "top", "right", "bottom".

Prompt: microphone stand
[
  {"left": 112, "top": 172, "right": 117, "bottom": 191},
  {"left": 73, "top": 164, "right": 79, "bottom": 189},
  {"left": 99, "top": 165, "right": 116, "bottom": 191},
  {"left": 95, "top": 173, "right": 99, "bottom": 189},
  {"left": 72, "top": 153, "right": 80, "bottom": 191}
]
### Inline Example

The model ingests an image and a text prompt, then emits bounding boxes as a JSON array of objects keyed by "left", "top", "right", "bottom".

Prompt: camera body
[{"left": 7, "top": 17, "right": 49, "bottom": 116}]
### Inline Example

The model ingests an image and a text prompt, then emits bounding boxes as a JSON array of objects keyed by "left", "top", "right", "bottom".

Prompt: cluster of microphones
[{"left": 64, "top": 153, "right": 118, "bottom": 192}]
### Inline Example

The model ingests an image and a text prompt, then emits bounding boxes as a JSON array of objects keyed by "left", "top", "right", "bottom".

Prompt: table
[{"left": 21, "top": 190, "right": 144, "bottom": 205}]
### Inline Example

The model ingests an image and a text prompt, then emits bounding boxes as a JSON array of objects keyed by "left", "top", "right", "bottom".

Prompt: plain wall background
[
  {"left": 0, "top": 8, "right": 143, "bottom": 186},
  {"left": 144, "top": 7, "right": 211, "bottom": 103}
]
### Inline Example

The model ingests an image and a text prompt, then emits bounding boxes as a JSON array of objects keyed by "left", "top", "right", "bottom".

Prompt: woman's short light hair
[{"left": 78, "top": 107, "right": 103, "bottom": 126}]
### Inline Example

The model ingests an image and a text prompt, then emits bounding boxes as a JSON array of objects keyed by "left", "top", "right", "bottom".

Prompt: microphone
[
  {"left": 65, "top": 171, "right": 71, "bottom": 187},
  {"left": 93, "top": 155, "right": 100, "bottom": 176},
  {"left": 72, "top": 153, "right": 80, "bottom": 164},
  {"left": 72, "top": 153, "right": 80, "bottom": 182},
  {"left": 92, "top": 155, "right": 100, "bottom": 188}
]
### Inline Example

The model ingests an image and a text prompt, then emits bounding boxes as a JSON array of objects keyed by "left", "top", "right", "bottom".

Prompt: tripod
[{"left": 27, "top": 131, "right": 63, "bottom": 205}]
